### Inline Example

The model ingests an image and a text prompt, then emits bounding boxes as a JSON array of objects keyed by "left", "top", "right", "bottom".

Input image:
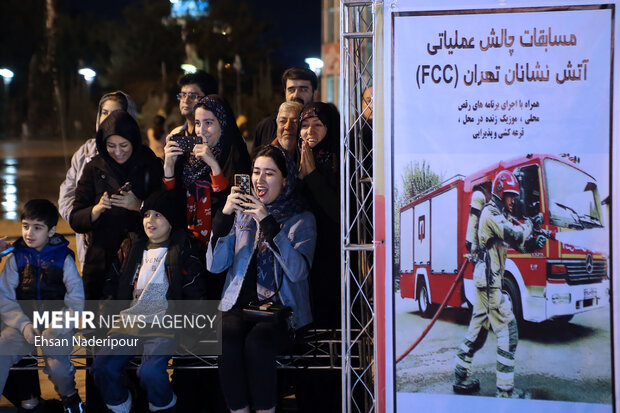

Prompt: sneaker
[
  {"left": 453, "top": 376, "right": 480, "bottom": 394},
  {"left": 496, "top": 387, "right": 530, "bottom": 399},
  {"left": 61, "top": 393, "right": 85, "bottom": 413}
]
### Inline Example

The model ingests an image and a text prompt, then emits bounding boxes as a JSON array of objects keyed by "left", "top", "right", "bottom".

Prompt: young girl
[{"left": 208, "top": 145, "right": 316, "bottom": 413}]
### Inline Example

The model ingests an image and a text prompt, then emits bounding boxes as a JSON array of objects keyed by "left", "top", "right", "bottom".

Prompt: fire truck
[{"left": 398, "top": 154, "right": 609, "bottom": 324}]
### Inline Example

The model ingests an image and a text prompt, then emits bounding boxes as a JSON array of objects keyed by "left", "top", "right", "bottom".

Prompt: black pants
[{"left": 218, "top": 309, "right": 290, "bottom": 411}]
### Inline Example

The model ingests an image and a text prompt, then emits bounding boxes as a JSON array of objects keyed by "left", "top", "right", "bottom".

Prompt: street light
[
  {"left": 305, "top": 58, "right": 324, "bottom": 77},
  {"left": 0, "top": 69, "right": 14, "bottom": 138},
  {"left": 181, "top": 64, "right": 197, "bottom": 74},
  {"left": 78, "top": 67, "right": 96, "bottom": 85},
  {"left": 0, "top": 68, "right": 14, "bottom": 88}
]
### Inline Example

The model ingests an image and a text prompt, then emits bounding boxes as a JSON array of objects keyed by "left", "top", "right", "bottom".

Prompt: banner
[{"left": 380, "top": 2, "right": 617, "bottom": 412}]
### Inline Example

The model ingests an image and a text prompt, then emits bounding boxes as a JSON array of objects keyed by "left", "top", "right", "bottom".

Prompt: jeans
[
  {"left": 91, "top": 334, "right": 175, "bottom": 409},
  {"left": 0, "top": 327, "right": 76, "bottom": 398}
]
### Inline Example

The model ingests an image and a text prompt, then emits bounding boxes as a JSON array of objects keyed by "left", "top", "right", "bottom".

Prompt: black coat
[
  {"left": 103, "top": 229, "right": 207, "bottom": 301},
  {"left": 69, "top": 147, "right": 163, "bottom": 299},
  {"left": 299, "top": 166, "right": 341, "bottom": 329}
]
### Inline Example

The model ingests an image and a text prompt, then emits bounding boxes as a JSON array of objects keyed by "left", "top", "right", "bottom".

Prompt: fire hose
[{"left": 395, "top": 258, "right": 471, "bottom": 364}]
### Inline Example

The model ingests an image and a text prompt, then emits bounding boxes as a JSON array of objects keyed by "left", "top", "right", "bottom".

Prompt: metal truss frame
[{"left": 340, "top": 1, "right": 377, "bottom": 412}]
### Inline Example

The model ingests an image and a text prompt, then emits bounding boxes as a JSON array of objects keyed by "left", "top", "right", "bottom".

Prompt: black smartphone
[
  {"left": 117, "top": 182, "right": 132, "bottom": 195},
  {"left": 170, "top": 134, "right": 203, "bottom": 153},
  {"left": 234, "top": 174, "right": 251, "bottom": 195}
]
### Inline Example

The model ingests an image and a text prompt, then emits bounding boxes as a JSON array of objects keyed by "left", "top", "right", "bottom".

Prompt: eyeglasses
[{"left": 176, "top": 92, "right": 204, "bottom": 101}]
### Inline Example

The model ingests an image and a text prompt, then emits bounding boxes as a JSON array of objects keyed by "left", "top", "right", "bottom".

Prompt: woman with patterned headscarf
[
  {"left": 162, "top": 95, "right": 251, "bottom": 248},
  {"left": 208, "top": 145, "right": 316, "bottom": 413}
]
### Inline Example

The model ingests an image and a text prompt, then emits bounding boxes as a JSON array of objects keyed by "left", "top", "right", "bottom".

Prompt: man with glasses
[{"left": 171, "top": 70, "right": 218, "bottom": 136}]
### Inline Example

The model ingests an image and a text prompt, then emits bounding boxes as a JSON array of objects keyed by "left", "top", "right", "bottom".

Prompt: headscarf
[
  {"left": 254, "top": 145, "right": 306, "bottom": 300},
  {"left": 179, "top": 96, "right": 229, "bottom": 189},
  {"left": 95, "top": 91, "right": 137, "bottom": 132},
  {"left": 299, "top": 102, "right": 340, "bottom": 177},
  {"left": 95, "top": 110, "right": 143, "bottom": 187},
  {"left": 261, "top": 146, "right": 306, "bottom": 223}
]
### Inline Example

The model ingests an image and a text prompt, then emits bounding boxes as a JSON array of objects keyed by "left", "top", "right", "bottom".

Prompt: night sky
[
  {"left": 63, "top": 0, "right": 322, "bottom": 69},
  {"left": 247, "top": 0, "right": 322, "bottom": 68}
]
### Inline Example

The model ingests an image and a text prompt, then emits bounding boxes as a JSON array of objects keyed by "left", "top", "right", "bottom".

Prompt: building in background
[
  {"left": 322, "top": 0, "right": 340, "bottom": 105},
  {"left": 321, "top": 1, "right": 373, "bottom": 108}
]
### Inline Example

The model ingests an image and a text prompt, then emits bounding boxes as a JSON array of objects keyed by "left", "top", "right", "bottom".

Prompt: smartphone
[
  {"left": 234, "top": 174, "right": 251, "bottom": 195},
  {"left": 0, "top": 246, "right": 14, "bottom": 258},
  {"left": 170, "top": 134, "right": 203, "bottom": 153},
  {"left": 117, "top": 182, "right": 133, "bottom": 195}
]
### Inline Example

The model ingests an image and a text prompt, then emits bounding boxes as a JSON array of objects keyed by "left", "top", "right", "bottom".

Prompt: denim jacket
[{"left": 207, "top": 211, "right": 316, "bottom": 330}]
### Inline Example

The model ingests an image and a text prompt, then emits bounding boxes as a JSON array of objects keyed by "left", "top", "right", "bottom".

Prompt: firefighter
[
  {"left": 465, "top": 189, "right": 487, "bottom": 258},
  {"left": 453, "top": 170, "right": 545, "bottom": 398}
]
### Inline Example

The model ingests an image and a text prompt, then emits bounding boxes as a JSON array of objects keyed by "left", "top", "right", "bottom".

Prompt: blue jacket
[{"left": 208, "top": 211, "right": 316, "bottom": 330}]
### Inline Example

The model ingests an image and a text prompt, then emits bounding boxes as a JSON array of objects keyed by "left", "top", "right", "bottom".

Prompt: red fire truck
[{"left": 398, "top": 154, "right": 609, "bottom": 324}]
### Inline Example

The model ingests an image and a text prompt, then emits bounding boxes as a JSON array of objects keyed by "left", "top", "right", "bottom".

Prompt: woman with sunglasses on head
[{"left": 208, "top": 145, "right": 316, "bottom": 413}]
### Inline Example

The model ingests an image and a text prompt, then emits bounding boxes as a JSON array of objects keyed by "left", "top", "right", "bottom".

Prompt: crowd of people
[{"left": 0, "top": 67, "right": 343, "bottom": 413}]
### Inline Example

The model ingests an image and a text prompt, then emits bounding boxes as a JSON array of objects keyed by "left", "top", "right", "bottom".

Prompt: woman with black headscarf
[
  {"left": 70, "top": 110, "right": 163, "bottom": 300},
  {"left": 294, "top": 102, "right": 342, "bottom": 413},
  {"left": 298, "top": 102, "right": 341, "bottom": 328}
]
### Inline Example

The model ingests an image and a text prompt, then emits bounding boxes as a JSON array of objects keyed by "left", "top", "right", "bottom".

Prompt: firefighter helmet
[{"left": 492, "top": 170, "right": 520, "bottom": 200}]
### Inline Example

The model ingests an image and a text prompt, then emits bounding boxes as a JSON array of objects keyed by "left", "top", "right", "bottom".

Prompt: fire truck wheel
[
  {"left": 553, "top": 315, "right": 574, "bottom": 324},
  {"left": 501, "top": 276, "right": 523, "bottom": 325},
  {"left": 417, "top": 280, "right": 437, "bottom": 318}
]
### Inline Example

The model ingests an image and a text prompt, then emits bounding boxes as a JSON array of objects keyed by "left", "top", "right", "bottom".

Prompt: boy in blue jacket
[{"left": 0, "top": 199, "right": 85, "bottom": 412}]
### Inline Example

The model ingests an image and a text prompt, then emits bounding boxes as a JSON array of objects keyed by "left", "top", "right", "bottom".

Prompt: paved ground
[{"left": 0, "top": 138, "right": 84, "bottom": 411}]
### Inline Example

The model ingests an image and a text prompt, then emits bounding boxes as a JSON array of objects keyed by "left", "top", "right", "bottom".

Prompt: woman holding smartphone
[
  {"left": 163, "top": 95, "right": 250, "bottom": 248},
  {"left": 69, "top": 110, "right": 163, "bottom": 300},
  {"left": 208, "top": 145, "right": 316, "bottom": 413}
]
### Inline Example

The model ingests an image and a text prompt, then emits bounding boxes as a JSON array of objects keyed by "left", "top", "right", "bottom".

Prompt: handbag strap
[{"left": 257, "top": 261, "right": 285, "bottom": 305}]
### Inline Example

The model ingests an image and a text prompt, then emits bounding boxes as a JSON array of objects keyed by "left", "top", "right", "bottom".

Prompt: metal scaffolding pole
[{"left": 340, "top": 1, "right": 376, "bottom": 411}]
